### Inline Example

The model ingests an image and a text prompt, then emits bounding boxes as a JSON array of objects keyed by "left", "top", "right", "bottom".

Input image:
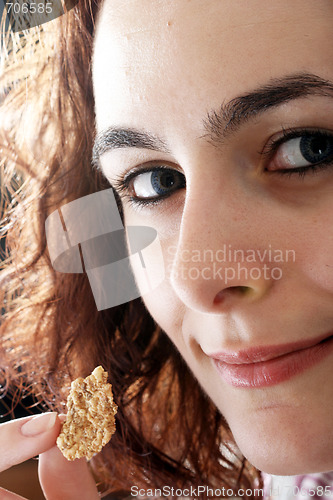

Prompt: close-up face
[{"left": 93, "top": 0, "right": 333, "bottom": 475}]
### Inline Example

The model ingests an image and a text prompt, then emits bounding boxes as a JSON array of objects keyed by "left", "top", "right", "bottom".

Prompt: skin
[
  {"left": 0, "top": 414, "right": 99, "bottom": 499},
  {"left": 93, "top": 0, "right": 333, "bottom": 475}
]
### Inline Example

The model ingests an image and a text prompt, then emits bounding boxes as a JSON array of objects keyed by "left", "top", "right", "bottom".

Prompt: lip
[{"left": 208, "top": 331, "right": 333, "bottom": 388}]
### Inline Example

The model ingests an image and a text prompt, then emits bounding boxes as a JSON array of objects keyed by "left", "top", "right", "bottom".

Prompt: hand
[{"left": 0, "top": 413, "right": 100, "bottom": 500}]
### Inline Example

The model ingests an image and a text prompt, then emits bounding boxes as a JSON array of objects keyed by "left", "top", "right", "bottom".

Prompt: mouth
[{"left": 208, "top": 332, "right": 333, "bottom": 388}]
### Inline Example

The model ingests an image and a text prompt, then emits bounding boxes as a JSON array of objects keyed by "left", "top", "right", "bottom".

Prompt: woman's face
[{"left": 92, "top": 0, "right": 333, "bottom": 474}]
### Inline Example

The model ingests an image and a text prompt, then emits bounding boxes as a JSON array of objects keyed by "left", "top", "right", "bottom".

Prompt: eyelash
[
  {"left": 262, "top": 127, "right": 333, "bottom": 178},
  {"left": 112, "top": 127, "right": 333, "bottom": 207},
  {"left": 112, "top": 165, "right": 179, "bottom": 208}
]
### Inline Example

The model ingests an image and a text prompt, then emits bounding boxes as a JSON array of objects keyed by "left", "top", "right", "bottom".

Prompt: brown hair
[{"left": 0, "top": 2, "right": 262, "bottom": 497}]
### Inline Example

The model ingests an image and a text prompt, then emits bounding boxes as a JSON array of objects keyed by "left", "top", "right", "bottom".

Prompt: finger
[
  {"left": 38, "top": 445, "right": 100, "bottom": 500},
  {"left": 0, "top": 487, "right": 27, "bottom": 499},
  {"left": 0, "top": 413, "right": 61, "bottom": 473}
]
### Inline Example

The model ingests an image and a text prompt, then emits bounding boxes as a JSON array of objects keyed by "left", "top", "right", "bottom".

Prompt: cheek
[
  {"left": 127, "top": 229, "right": 185, "bottom": 340},
  {"left": 294, "top": 216, "right": 333, "bottom": 293},
  {"left": 142, "top": 289, "right": 180, "bottom": 338},
  {"left": 128, "top": 227, "right": 166, "bottom": 296}
]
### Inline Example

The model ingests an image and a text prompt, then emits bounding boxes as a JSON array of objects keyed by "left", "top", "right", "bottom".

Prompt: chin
[
  {"left": 249, "top": 459, "right": 333, "bottom": 477},
  {"left": 236, "top": 443, "right": 333, "bottom": 476},
  {"left": 230, "top": 422, "right": 333, "bottom": 476},
  {"left": 243, "top": 456, "right": 320, "bottom": 477}
]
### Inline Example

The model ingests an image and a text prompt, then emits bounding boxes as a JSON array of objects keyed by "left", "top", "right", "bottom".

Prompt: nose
[{"left": 169, "top": 182, "right": 274, "bottom": 313}]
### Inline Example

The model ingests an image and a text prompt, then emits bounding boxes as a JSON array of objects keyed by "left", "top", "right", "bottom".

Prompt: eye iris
[
  {"left": 300, "top": 135, "right": 333, "bottom": 163},
  {"left": 151, "top": 170, "right": 180, "bottom": 195}
]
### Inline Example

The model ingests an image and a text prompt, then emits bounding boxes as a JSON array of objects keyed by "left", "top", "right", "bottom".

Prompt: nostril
[
  {"left": 213, "top": 286, "right": 252, "bottom": 304},
  {"left": 236, "top": 286, "right": 252, "bottom": 295}
]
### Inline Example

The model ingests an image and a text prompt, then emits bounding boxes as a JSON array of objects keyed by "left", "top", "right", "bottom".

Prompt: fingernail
[{"left": 21, "top": 412, "right": 57, "bottom": 437}]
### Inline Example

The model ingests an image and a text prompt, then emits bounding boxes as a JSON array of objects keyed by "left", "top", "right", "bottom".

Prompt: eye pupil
[
  {"left": 310, "top": 137, "right": 328, "bottom": 155},
  {"left": 300, "top": 135, "right": 333, "bottom": 163},
  {"left": 160, "top": 171, "right": 176, "bottom": 188},
  {"left": 150, "top": 169, "right": 185, "bottom": 196}
]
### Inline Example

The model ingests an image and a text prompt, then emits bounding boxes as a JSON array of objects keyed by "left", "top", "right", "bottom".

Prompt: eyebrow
[
  {"left": 92, "top": 72, "right": 333, "bottom": 168},
  {"left": 204, "top": 73, "right": 333, "bottom": 142},
  {"left": 92, "top": 128, "right": 171, "bottom": 169}
]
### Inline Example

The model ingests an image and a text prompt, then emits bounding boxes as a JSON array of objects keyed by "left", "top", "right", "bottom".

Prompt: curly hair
[{"left": 0, "top": 2, "right": 262, "bottom": 497}]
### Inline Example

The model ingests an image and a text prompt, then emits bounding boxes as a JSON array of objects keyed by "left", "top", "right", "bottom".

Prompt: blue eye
[
  {"left": 130, "top": 167, "right": 186, "bottom": 200},
  {"left": 266, "top": 129, "right": 333, "bottom": 176},
  {"left": 300, "top": 135, "right": 333, "bottom": 164}
]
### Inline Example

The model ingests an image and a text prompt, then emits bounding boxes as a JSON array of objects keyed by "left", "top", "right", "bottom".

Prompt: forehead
[{"left": 92, "top": 0, "right": 333, "bottom": 132}]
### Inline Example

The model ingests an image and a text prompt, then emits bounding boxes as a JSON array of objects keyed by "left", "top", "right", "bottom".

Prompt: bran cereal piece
[{"left": 56, "top": 366, "right": 117, "bottom": 461}]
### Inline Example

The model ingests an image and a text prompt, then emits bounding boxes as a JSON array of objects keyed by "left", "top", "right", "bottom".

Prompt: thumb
[{"left": 38, "top": 445, "right": 100, "bottom": 500}]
